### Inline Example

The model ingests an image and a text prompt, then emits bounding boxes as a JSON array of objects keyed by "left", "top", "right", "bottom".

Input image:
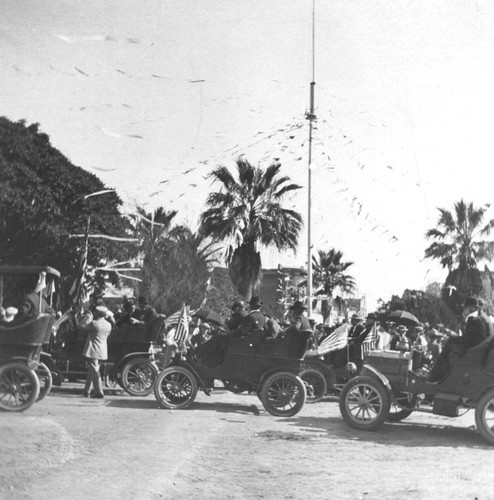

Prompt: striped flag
[
  {"left": 173, "top": 304, "right": 190, "bottom": 347},
  {"left": 69, "top": 219, "right": 90, "bottom": 305},
  {"left": 317, "top": 323, "right": 349, "bottom": 356},
  {"left": 362, "top": 323, "right": 378, "bottom": 356}
]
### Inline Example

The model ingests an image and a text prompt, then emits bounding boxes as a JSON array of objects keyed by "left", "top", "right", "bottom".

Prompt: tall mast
[{"left": 306, "top": 0, "right": 316, "bottom": 316}]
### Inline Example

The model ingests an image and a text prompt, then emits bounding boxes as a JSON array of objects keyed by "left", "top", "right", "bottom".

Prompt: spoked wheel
[
  {"left": 0, "top": 362, "right": 40, "bottom": 412},
  {"left": 475, "top": 388, "right": 494, "bottom": 445},
  {"left": 260, "top": 371, "right": 306, "bottom": 417},
  {"left": 35, "top": 362, "right": 53, "bottom": 402},
  {"left": 388, "top": 392, "right": 416, "bottom": 422},
  {"left": 300, "top": 368, "right": 327, "bottom": 403},
  {"left": 154, "top": 366, "right": 198, "bottom": 409},
  {"left": 122, "top": 358, "right": 158, "bottom": 397},
  {"left": 339, "top": 375, "right": 391, "bottom": 431}
]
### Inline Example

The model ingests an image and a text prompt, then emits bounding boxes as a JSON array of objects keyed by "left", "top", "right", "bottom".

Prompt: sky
[{"left": 2, "top": 0, "right": 494, "bottom": 310}]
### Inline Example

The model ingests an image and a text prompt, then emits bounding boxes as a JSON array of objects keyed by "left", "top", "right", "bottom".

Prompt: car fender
[
  {"left": 301, "top": 358, "right": 336, "bottom": 389},
  {"left": 114, "top": 352, "right": 153, "bottom": 376},
  {"left": 258, "top": 366, "right": 301, "bottom": 388},
  {"left": 360, "top": 364, "right": 392, "bottom": 392},
  {"left": 172, "top": 358, "right": 211, "bottom": 396}
]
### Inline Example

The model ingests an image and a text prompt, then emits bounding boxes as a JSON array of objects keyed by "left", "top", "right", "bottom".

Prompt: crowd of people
[{"left": 3, "top": 282, "right": 494, "bottom": 398}]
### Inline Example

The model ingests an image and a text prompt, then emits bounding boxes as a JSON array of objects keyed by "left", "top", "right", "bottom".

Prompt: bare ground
[{"left": 1, "top": 385, "right": 493, "bottom": 500}]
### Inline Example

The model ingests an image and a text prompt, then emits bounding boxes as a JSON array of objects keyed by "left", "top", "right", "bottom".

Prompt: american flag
[
  {"left": 362, "top": 323, "right": 378, "bottom": 356},
  {"left": 68, "top": 218, "right": 91, "bottom": 305},
  {"left": 173, "top": 304, "right": 190, "bottom": 347},
  {"left": 317, "top": 324, "right": 349, "bottom": 356}
]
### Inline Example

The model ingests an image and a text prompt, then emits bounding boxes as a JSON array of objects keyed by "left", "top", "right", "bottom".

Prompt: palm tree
[
  {"left": 133, "top": 206, "right": 179, "bottom": 254},
  {"left": 425, "top": 200, "right": 494, "bottom": 307},
  {"left": 199, "top": 157, "right": 303, "bottom": 299},
  {"left": 147, "top": 228, "right": 218, "bottom": 313},
  {"left": 312, "top": 249, "right": 356, "bottom": 323}
]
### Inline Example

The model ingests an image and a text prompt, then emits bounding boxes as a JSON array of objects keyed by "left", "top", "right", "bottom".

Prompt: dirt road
[{"left": 1, "top": 385, "right": 492, "bottom": 500}]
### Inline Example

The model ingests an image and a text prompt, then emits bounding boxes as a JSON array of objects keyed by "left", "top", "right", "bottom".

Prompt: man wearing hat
[
  {"left": 287, "top": 300, "right": 312, "bottom": 333},
  {"left": 427, "top": 296, "right": 493, "bottom": 381},
  {"left": 81, "top": 305, "right": 112, "bottom": 398},
  {"left": 390, "top": 325, "right": 411, "bottom": 352},
  {"left": 226, "top": 301, "right": 247, "bottom": 332},
  {"left": 131, "top": 295, "right": 159, "bottom": 325},
  {"left": 235, "top": 296, "right": 267, "bottom": 342}
]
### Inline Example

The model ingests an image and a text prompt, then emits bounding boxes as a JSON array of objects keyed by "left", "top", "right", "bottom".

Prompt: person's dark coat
[
  {"left": 451, "top": 314, "right": 491, "bottom": 348},
  {"left": 227, "top": 310, "right": 247, "bottom": 331},
  {"left": 239, "top": 310, "right": 266, "bottom": 337}
]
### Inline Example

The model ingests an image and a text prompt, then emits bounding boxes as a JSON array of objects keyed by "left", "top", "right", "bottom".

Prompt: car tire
[
  {"left": 35, "top": 362, "right": 53, "bottom": 402},
  {"left": 121, "top": 357, "right": 158, "bottom": 397},
  {"left": 475, "top": 388, "right": 494, "bottom": 445},
  {"left": 387, "top": 392, "right": 415, "bottom": 422},
  {"left": 260, "top": 371, "right": 306, "bottom": 417},
  {"left": 339, "top": 375, "right": 391, "bottom": 431},
  {"left": 300, "top": 368, "right": 327, "bottom": 403},
  {"left": 154, "top": 366, "right": 198, "bottom": 410},
  {"left": 0, "top": 362, "right": 40, "bottom": 412}
]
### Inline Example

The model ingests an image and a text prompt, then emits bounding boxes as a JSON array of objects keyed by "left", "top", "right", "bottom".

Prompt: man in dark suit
[
  {"left": 226, "top": 301, "right": 247, "bottom": 332},
  {"left": 428, "top": 296, "right": 493, "bottom": 381},
  {"left": 237, "top": 296, "right": 266, "bottom": 341},
  {"left": 348, "top": 313, "right": 366, "bottom": 361}
]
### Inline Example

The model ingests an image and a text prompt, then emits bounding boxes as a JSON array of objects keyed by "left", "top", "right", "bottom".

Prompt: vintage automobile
[
  {"left": 0, "top": 265, "right": 59, "bottom": 411},
  {"left": 52, "top": 311, "right": 166, "bottom": 392},
  {"left": 338, "top": 338, "right": 494, "bottom": 445},
  {"left": 153, "top": 330, "right": 311, "bottom": 417}
]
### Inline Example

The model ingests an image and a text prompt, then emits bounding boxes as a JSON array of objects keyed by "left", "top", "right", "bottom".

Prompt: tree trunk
[{"left": 228, "top": 242, "right": 261, "bottom": 300}]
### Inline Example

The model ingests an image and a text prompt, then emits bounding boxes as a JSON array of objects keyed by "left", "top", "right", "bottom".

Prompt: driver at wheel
[{"left": 426, "top": 296, "right": 493, "bottom": 381}]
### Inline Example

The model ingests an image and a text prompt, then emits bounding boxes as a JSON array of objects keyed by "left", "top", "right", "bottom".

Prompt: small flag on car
[
  {"left": 317, "top": 323, "right": 349, "bottom": 356},
  {"left": 173, "top": 303, "right": 190, "bottom": 347}
]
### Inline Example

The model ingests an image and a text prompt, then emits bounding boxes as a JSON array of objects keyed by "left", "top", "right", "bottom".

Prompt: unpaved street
[{"left": 1, "top": 385, "right": 493, "bottom": 500}]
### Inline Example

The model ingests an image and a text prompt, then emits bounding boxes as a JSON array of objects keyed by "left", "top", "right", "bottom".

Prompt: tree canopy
[
  {"left": 425, "top": 199, "right": 494, "bottom": 312},
  {"left": 199, "top": 157, "right": 303, "bottom": 299},
  {"left": 0, "top": 117, "right": 133, "bottom": 304}
]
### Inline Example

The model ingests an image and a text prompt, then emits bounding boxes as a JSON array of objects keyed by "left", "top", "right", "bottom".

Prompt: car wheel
[
  {"left": 475, "top": 388, "right": 494, "bottom": 445},
  {"left": 339, "top": 375, "right": 391, "bottom": 431},
  {"left": 300, "top": 368, "right": 327, "bottom": 403},
  {"left": 387, "top": 392, "right": 416, "bottom": 422},
  {"left": 35, "top": 362, "right": 53, "bottom": 402},
  {"left": 0, "top": 362, "right": 40, "bottom": 412},
  {"left": 122, "top": 358, "right": 158, "bottom": 397},
  {"left": 260, "top": 371, "right": 306, "bottom": 417},
  {"left": 154, "top": 366, "right": 198, "bottom": 409}
]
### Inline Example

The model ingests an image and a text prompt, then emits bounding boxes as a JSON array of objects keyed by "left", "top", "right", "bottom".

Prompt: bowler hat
[
  {"left": 232, "top": 301, "right": 245, "bottom": 310},
  {"left": 463, "top": 296, "right": 480, "bottom": 308},
  {"left": 289, "top": 300, "right": 307, "bottom": 310},
  {"left": 351, "top": 313, "right": 364, "bottom": 321},
  {"left": 396, "top": 325, "right": 408, "bottom": 332}
]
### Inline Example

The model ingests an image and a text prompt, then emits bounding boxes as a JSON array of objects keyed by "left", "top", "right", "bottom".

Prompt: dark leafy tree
[
  {"left": 0, "top": 117, "right": 133, "bottom": 307},
  {"left": 377, "top": 289, "right": 459, "bottom": 331},
  {"left": 199, "top": 157, "right": 302, "bottom": 300},
  {"left": 132, "top": 222, "right": 218, "bottom": 314},
  {"left": 425, "top": 200, "right": 494, "bottom": 313}
]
